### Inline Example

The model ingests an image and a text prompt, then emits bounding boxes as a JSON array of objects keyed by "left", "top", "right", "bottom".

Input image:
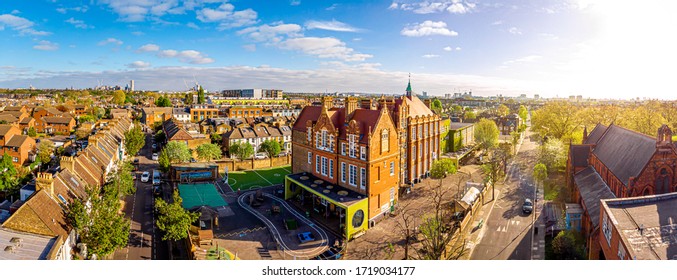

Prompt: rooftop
[
  {"left": 0, "top": 228, "right": 57, "bottom": 260},
  {"left": 286, "top": 172, "right": 367, "bottom": 207},
  {"left": 603, "top": 192, "right": 677, "bottom": 260}
]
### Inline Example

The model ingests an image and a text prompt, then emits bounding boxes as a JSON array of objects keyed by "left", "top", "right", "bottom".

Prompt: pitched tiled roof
[
  {"left": 43, "top": 116, "right": 73, "bottom": 125},
  {"left": 163, "top": 119, "right": 193, "bottom": 141},
  {"left": 292, "top": 106, "right": 322, "bottom": 132},
  {"left": 448, "top": 122, "right": 473, "bottom": 130},
  {"left": 584, "top": 123, "right": 608, "bottom": 145},
  {"left": 592, "top": 124, "right": 656, "bottom": 185},
  {"left": 5, "top": 135, "right": 32, "bottom": 148},
  {"left": 0, "top": 124, "right": 17, "bottom": 137},
  {"left": 0, "top": 114, "right": 18, "bottom": 123},
  {"left": 54, "top": 169, "right": 87, "bottom": 199},
  {"left": 19, "top": 117, "right": 33, "bottom": 125},
  {"left": 570, "top": 145, "right": 591, "bottom": 168},
  {"left": 404, "top": 95, "right": 435, "bottom": 118},
  {"left": 2, "top": 190, "right": 68, "bottom": 237},
  {"left": 574, "top": 166, "right": 616, "bottom": 229}
]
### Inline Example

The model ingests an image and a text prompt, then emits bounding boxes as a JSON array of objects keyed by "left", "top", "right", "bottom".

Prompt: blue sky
[{"left": 1, "top": 0, "right": 676, "bottom": 99}]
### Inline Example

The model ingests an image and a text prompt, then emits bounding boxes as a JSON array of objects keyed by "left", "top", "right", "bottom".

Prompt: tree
[
  {"left": 197, "top": 86, "right": 205, "bottom": 104},
  {"left": 65, "top": 185, "right": 130, "bottom": 259},
  {"left": 0, "top": 153, "right": 18, "bottom": 193},
  {"left": 155, "top": 130, "right": 166, "bottom": 144},
  {"left": 160, "top": 141, "right": 191, "bottom": 165},
  {"left": 155, "top": 191, "right": 200, "bottom": 241},
  {"left": 37, "top": 139, "right": 55, "bottom": 164},
  {"left": 112, "top": 90, "right": 126, "bottom": 105},
  {"left": 78, "top": 114, "right": 97, "bottom": 123},
  {"left": 210, "top": 133, "right": 222, "bottom": 145},
  {"left": 259, "top": 140, "right": 281, "bottom": 163},
  {"left": 451, "top": 105, "right": 463, "bottom": 115},
  {"left": 155, "top": 96, "right": 172, "bottom": 107},
  {"left": 539, "top": 138, "right": 567, "bottom": 172},
  {"left": 416, "top": 180, "right": 465, "bottom": 260},
  {"left": 551, "top": 230, "right": 586, "bottom": 259},
  {"left": 230, "top": 142, "right": 254, "bottom": 161},
  {"left": 463, "top": 110, "right": 476, "bottom": 121},
  {"left": 474, "top": 118, "right": 499, "bottom": 152},
  {"left": 533, "top": 163, "right": 548, "bottom": 185},
  {"left": 497, "top": 104, "right": 510, "bottom": 117},
  {"left": 124, "top": 123, "right": 146, "bottom": 157},
  {"left": 531, "top": 101, "right": 582, "bottom": 140},
  {"left": 510, "top": 131, "right": 521, "bottom": 154},
  {"left": 27, "top": 127, "right": 37, "bottom": 137},
  {"left": 184, "top": 92, "right": 194, "bottom": 105},
  {"left": 430, "top": 158, "right": 457, "bottom": 179},
  {"left": 158, "top": 150, "right": 171, "bottom": 172},
  {"left": 75, "top": 127, "right": 91, "bottom": 140},
  {"left": 481, "top": 151, "right": 505, "bottom": 202},
  {"left": 196, "top": 143, "right": 222, "bottom": 161},
  {"left": 396, "top": 202, "right": 418, "bottom": 260},
  {"left": 518, "top": 105, "right": 528, "bottom": 121},
  {"left": 430, "top": 98, "right": 443, "bottom": 115},
  {"left": 107, "top": 161, "right": 135, "bottom": 196}
]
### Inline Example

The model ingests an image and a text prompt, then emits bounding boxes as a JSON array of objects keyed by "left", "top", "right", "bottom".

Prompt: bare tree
[
  {"left": 415, "top": 180, "right": 465, "bottom": 260},
  {"left": 395, "top": 202, "right": 419, "bottom": 260}
]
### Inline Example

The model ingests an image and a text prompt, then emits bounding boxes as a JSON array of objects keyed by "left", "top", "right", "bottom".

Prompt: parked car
[
  {"left": 152, "top": 143, "right": 157, "bottom": 150},
  {"left": 254, "top": 153, "right": 267, "bottom": 160},
  {"left": 140, "top": 171, "right": 150, "bottom": 183},
  {"left": 152, "top": 153, "right": 159, "bottom": 161},
  {"left": 277, "top": 151, "right": 288, "bottom": 157},
  {"left": 522, "top": 198, "right": 533, "bottom": 214},
  {"left": 190, "top": 158, "right": 197, "bottom": 163},
  {"left": 153, "top": 185, "right": 162, "bottom": 197}
]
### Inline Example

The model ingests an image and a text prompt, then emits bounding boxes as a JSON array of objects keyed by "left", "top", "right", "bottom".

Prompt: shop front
[{"left": 285, "top": 173, "right": 368, "bottom": 240}]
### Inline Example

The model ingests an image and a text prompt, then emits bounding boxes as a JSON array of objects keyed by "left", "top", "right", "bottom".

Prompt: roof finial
[{"left": 406, "top": 73, "right": 413, "bottom": 97}]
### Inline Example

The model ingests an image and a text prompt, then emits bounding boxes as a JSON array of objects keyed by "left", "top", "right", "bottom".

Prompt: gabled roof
[
  {"left": 19, "top": 117, "right": 34, "bottom": 125},
  {"left": 592, "top": 124, "right": 656, "bottom": 185},
  {"left": 5, "top": 135, "right": 33, "bottom": 148},
  {"left": 2, "top": 190, "right": 68, "bottom": 237},
  {"left": 0, "top": 124, "right": 18, "bottom": 137},
  {"left": 403, "top": 95, "right": 435, "bottom": 118},
  {"left": 574, "top": 166, "right": 616, "bottom": 229},
  {"left": 0, "top": 114, "right": 18, "bottom": 123},
  {"left": 448, "top": 122, "right": 473, "bottom": 130},
  {"left": 163, "top": 119, "right": 193, "bottom": 141},
  {"left": 292, "top": 106, "right": 322, "bottom": 132},
  {"left": 570, "top": 145, "right": 591, "bottom": 168},
  {"left": 54, "top": 169, "right": 87, "bottom": 199},
  {"left": 43, "top": 117, "right": 73, "bottom": 125},
  {"left": 584, "top": 123, "right": 608, "bottom": 145}
]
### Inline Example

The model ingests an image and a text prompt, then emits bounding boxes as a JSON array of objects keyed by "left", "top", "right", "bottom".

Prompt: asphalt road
[
  {"left": 113, "top": 131, "right": 169, "bottom": 260},
  {"left": 470, "top": 129, "right": 539, "bottom": 260}
]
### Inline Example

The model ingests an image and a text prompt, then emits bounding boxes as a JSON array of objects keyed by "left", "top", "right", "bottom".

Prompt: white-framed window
[
  {"left": 329, "top": 159, "right": 334, "bottom": 178},
  {"left": 424, "top": 141, "right": 428, "bottom": 160},
  {"left": 381, "top": 129, "right": 389, "bottom": 153},
  {"left": 424, "top": 123, "right": 428, "bottom": 137},
  {"left": 390, "top": 162, "right": 395, "bottom": 176},
  {"left": 308, "top": 152, "right": 311, "bottom": 164},
  {"left": 315, "top": 132, "right": 321, "bottom": 148},
  {"left": 12, "top": 157, "right": 18, "bottom": 163},
  {"left": 321, "top": 157, "right": 328, "bottom": 176},
  {"left": 341, "top": 143, "right": 346, "bottom": 155},
  {"left": 390, "top": 187, "right": 395, "bottom": 201},
  {"left": 307, "top": 127, "right": 312, "bottom": 142},
  {"left": 316, "top": 155, "right": 320, "bottom": 173},
  {"left": 602, "top": 213, "right": 612, "bottom": 247},
  {"left": 412, "top": 126, "right": 416, "bottom": 140},
  {"left": 349, "top": 134, "right": 356, "bottom": 158},
  {"left": 329, "top": 135, "right": 334, "bottom": 151},
  {"left": 360, "top": 167, "right": 366, "bottom": 189},
  {"left": 412, "top": 146, "right": 416, "bottom": 159},
  {"left": 349, "top": 165, "right": 357, "bottom": 186},
  {"left": 418, "top": 125, "right": 422, "bottom": 139},
  {"left": 360, "top": 146, "right": 366, "bottom": 160},
  {"left": 322, "top": 130, "right": 328, "bottom": 149},
  {"left": 617, "top": 241, "right": 625, "bottom": 260},
  {"left": 341, "top": 162, "right": 346, "bottom": 182}
]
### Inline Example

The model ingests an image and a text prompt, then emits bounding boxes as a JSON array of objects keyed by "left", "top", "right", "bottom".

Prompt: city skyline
[{"left": 1, "top": 0, "right": 676, "bottom": 99}]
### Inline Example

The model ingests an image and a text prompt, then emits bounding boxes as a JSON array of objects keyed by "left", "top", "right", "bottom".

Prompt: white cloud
[
  {"left": 456, "top": 47, "right": 461, "bottom": 51},
  {"left": 138, "top": 44, "right": 160, "bottom": 52},
  {"left": 278, "top": 37, "right": 372, "bottom": 62},
  {"left": 492, "top": 20, "right": 503, "bottom": 25},
  {"left": 186, "top": 22, "right": 200, "bottom": 29},
  {"left": 502, "top": 55, "right": 542, "bottom": 66},
  {"left": 196, "top": 3, "right": 258, "bottom": 29},
  {"left": 422, "top": 54, "right": 439, "bottom": 58},
  {"left": 10, "top": 10, "right": 19, "bottom": 14},
  {"left": 290, "top": 0, "right": 301, "bottom": 6},
  {"left": 127, "top": 61, "right": 151, "bottom": 68},
  {"left": 242, "top": 44, "right": 256, "bottom": 51},
  {"left": 137, "top": 43, "right": 214, "bottom": 64},
  {"left": 443, "top": 46, "right": 453, "bottom": 51},
  {"left": 56, "top": 6, "right": 89, "bottom": 14},
  {"left": 326, "top": 4, "right": 338, "bottom": 10},
  {"left": 238, "top": 22, "right": 302, "bottom": 43},
  {"left": 401, "top": 21, "right": 458, "bottom": 37},
  {"left": 0, "top": 14, "right": 50, "bottom": 36},
  {"left": 305, "top": 20, "right": 362, "bottom": 32},
  {"left": 65, "top": 18, "right": 94, "bottom": 29},
  {"left": 132, "top": 31, "right": 145, "bottom": 36},
  {"left": 390, "top": 1, "right": 475, "bottom": 14},
  {"left": 98, "top": 38, "right": 123, "bottom": 46},
  {"left": 33, "top": 40, "right": 59, "bottom": 51},
  {"left": 508, "top": 27, "right": 522, "bottom": 35}
]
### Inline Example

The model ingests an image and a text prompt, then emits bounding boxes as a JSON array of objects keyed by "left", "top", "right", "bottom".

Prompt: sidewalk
[
  {"left": 531, "top": 182, "right": 545, "bottom": 260},
  {"left": 460, "top": 189, "right": 501, "bottom": 260}
]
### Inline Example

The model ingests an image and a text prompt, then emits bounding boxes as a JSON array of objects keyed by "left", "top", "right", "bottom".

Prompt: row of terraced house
[{"left": 0, "top": 117, "right": 132, "bottom": 260}]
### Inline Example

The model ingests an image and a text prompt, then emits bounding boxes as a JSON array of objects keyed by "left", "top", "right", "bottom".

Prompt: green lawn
[{"left": 225, "top": 165, "right": 291, "bottom": 191}]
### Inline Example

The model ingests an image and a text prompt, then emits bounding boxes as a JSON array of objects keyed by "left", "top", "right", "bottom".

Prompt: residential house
[
  {"left": 162, "top": 119, "right": 211, "bottom": 150},
  {"left": 19, "top": 117, "right": 35, "bottom": 133},
  {"left": 190, "top": 105, "right": 218, "bottom": 123},
  {"left": 141, "top": 107, "right": 173, "bottom": 126},
  {"left": 172, "top": 108, "right": 190, "bottom": 123},
  {"left": 2, "top": 135, "right": 36, "bottom": 167},
  {"left": 42, "top": 117, "right": 76, "bottom": 135}
]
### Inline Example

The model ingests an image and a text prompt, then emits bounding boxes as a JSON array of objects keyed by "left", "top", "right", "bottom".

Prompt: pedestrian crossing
[{"left": 496, "top": 220, "right": 521, "bottom": 232}]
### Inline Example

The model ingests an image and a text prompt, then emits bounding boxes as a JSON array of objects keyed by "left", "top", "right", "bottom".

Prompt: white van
[{"left": 152, "top": 170, "right": 161, "bottom": 185}]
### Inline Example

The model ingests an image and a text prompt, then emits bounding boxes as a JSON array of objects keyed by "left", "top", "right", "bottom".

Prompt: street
[
  {"left": 113, "top": 131, "right": 169, "bottom": 260},
  {"left": 470, "top": 129, "right": 540, "bottom": 260}
]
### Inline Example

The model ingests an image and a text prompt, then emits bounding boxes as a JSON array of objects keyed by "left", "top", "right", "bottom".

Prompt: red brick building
[{"left": 566, "top": 123, "right": 677, "bottom": 259}]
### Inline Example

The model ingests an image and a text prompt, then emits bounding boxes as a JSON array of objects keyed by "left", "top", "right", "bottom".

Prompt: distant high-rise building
[
  {"left": 422, "top": 91, "right": 428, "bottom": 97},
  {"left": 221, "top": 88, "right": 283, "bottom": 99},
  {"left": 130, "top": 80, "right": 135, "bottom": 92}
]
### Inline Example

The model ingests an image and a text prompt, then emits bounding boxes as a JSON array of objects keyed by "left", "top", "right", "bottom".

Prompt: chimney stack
[
  {"left": 322, "top": 96, "right": 333, "bottom": 109},
  {"left": 345, "top": 97, "right": 358, "bottom": 117},
  {"left": 60, "top": 156, "right": 75, "bottom": 174},
  {"left": 36, "top": 172, "right": 54, "bottom": 198}
]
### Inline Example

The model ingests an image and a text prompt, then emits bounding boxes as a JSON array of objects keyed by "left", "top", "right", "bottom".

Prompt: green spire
[{"left": 406, "top": 73, "right": 412, "bottom": 95}]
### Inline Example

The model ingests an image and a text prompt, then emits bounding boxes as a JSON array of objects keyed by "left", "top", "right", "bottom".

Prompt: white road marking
[{"left": 252, "top": 170, "right": 274, "bottom": 186}]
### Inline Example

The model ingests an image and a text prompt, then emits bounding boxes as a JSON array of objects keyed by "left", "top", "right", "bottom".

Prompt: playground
[
  {"left": 226, "top": 165, "right": 291, "bottom": 192},
  {"left": 178, "top": 183, "right": 229, "bottom": 209}
]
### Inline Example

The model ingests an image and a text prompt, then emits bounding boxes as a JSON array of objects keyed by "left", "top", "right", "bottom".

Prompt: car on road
[
  {"left": 140, "top": 171, "right": 150, "bottom": 183},
  {"left": 152, "top": 170, "right": 161, "bottom": 185},
  {"left": 152, "top": 143, "right": 157, "bottom": 150},
  {"left": 522, "top": 198, "right": 533, "bottom": 214},
  {"left": 152, "top": 153, "right": 159, "bottom": 161},
  {"left": 153, "top": 185, "right": 162, "bottom": 197},
  {"left": 254, "top": 152, "right": 267, "bottom": 160}
]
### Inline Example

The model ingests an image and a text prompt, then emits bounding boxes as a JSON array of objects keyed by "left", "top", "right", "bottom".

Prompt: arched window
[{"left": 381, "top": 129, "right": 389, "bottom": 153}]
